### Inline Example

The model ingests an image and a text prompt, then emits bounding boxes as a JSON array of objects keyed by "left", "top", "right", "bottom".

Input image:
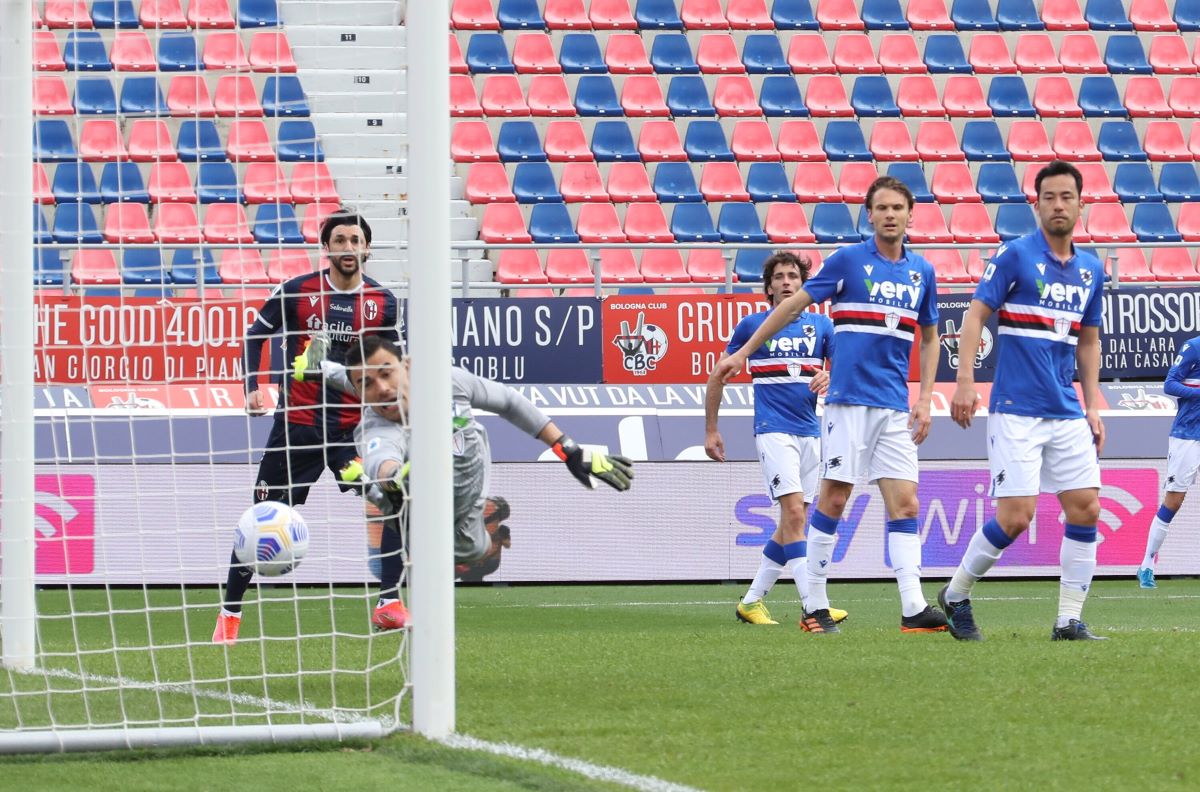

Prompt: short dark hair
[
  {"left": 320, "top": 208, "right": 373, "bottom": 247},
  {"left": 1034, "top": 160, "right": 1083, "bottom": 198},
  {"left": 344, "top": 333, "right": 402, "bottom": 371},
  {"left": 761, "top": 251, "right": 813, "bottom": 297},
  {"left": 865, "top": 176, "right": 915, "bottom": 210}
]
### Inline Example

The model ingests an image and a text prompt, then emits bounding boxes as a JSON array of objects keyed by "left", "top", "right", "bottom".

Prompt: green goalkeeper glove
[
  {"left": 292, "top": 332, "right": 330, "bottom": 382},
  {"left": 551, "top": 436, "right": 634, "bottom": 492}
]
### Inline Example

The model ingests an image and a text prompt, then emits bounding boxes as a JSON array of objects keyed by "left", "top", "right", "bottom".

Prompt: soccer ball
[{"left": 233, "top": 502, "right": 309, "bottom": 577}]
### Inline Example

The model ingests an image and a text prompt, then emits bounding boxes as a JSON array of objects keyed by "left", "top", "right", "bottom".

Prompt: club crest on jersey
[
  {"left": 787, "top": 362, "right": 804, "bottom": 379},
  {"left": 803, "top": 325, "right": 815, "bottom": 338},
  {"left": 364, "top": 299, "right": 379, "bottom": 320},
  {"left": 909, "top": 271, "right": 922, "bottom": 286},
  {"left": 1079, "top": 268, "right": 1093, "bottom": 286},
  {"left": 1054, "top": 317, "right": 1071, "bottom": 338},
  {"left": 885, "top": 312, "right": 900, "bottom": 330}
]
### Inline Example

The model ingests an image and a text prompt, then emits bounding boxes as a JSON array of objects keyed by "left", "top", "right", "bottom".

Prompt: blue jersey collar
[
  {"left": 864, "top": 235, "right": 909, "bottom": 265},
  {"left": 1034, "top": 229, "right": 1075, "bottom": 267}
]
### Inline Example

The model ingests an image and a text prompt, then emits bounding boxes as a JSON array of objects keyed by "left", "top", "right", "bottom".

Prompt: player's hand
[
  {"left": 1087, "top": 408, "right": 1106, "bottom": 456},
  {"left": 809, "top": 369, "right": 830, "bottom": 395},
  {"left": 704, "top": 430, "right": 725, "bottom": 462},
  {"left": 950, "top": 381, "right": 981, "bottom": 429},
  {"left": 245, "top": 389, "right": 267, "bottom": 416},
  {"left": 292, "top": 331, "right": 330, "bottom": 382},
  {"left": 713, "top": 353, "right": 745, "bottom": 385},
  {"left": 552, "top": 435, "right": 634, "bottom": 491},
  {"left": 909, "top": 399, "right": 932, "bottom": 445}
]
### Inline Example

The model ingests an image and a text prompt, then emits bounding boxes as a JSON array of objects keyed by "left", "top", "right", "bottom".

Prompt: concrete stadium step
[
  {"left": 313, "top": 113, "right": 406, "bottom": 136},
  {"left": 301, "top": 70, "right": 405, "bottom": 96},
  {"left": 290, "top": 28, "right": 406, "bottom": 70},
  {"left": 281, "top": 0, "right": 405, "bottom": 26},
  {"left": 321, "top": 133, "right": 405, "bottom": 159},
  {"left": 308, "top": 91, "right": 404, "bottom": 115}
]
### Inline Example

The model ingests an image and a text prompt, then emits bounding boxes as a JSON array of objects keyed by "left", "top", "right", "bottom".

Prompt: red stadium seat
[
  {"left": 481, "top": 75, "right": 531, "bottom": 116},
  {"left": 731, "top": 120, "right": 781, "bottom": 161},
  {"left": 44, "top": 0, "right": 93, "bottom": 28},
  {"left": 451, "top": 120, "right": 499, "bottom": 162},
  {"left": 1151, "top": 249, "right": 1200, "bottom": 281},
  {"left": 590, "top": 0, "right": 638, "bottom": 29},
  {"left": 1086, "top": 204, "right": 1136, "bottom": 241},
  {"left": 513, "top": 288, "right": 560, "bottom": 297},
  {"left": 1169, "top": 77, "right": 1200, "bottom": 117},
  {"left": 544, "top": 0, "right": 590, "bottom": 30},
  {"left": 727, "top": 0, "right": 773, "bottom": 29},
  {"left": 805, "top": 75, "right": 854, "bottom": 117},
  {"left": 575, "top": 201, "right": 624, "bottom": 238},
  {"left": 290, "top": 163, "right": 339, "bottom": 204},
  {"left": 714, "top": 75, "right": 762, "bottom": 116},
  {"left": 110, "top": 31, "right": 155, "bottom": 71},
  {"left": 1130, "top": 0, "right": 1177, "bottom": 31},
  {"left": 596, "top": 249, "right": 643, "bottom": 282},
  {"left": 907, "top": 0, "right": 954, "bottom": 30},
  {"left": 213, "top": 75, "right": 262, "bottom": 117},
  {"left": 265, "top": 250, "right": 313, "bottom": 282},
  {"left": 879, "top": 34, "right": 926, "bottom": 74},
  {"left": 242, "top": 163, "right": 289, "bottom": 203},
  {"left": 925, "top": 248, "right": 973, "bottom": 283},
  {"left": 897, "top": 75, "right": 945, "bottom": 116},
  {"left": 1107, "top": 248, "right": 1154, "bottom": 282},
  {"left": 187, "top": 0, "right": 235, "bottom": 29},
  {"left": 1179, "top": 202, "right": 1200, "bottom": 240},
  {"left": 452, "top": 0, "right": 500, "bottom": 30},
  {"left": 450, "top": 34, "right": 468, "bottom": 75},
  {"left": 607, "top": 162, "right": 655, "bottom": 202},
  {"left": 905, "top": 203, "right": 952, "bottom": 243},
  {"left": 833, "top": 34, "right": 881, "bottom": 74},
  {"left": 33, "top": 76, "right": 72, "bottom": 115},
  {"left": 638, "top": 120, "right": 687, "bottom": 162},
  {"left": 79, "top": 120, "right": 126, "bottom": 161},
  {"left": 33, "top": 30, "right": 64, "bottom": 71},
  {"left": 621, "top": 75, "right": 670, "bottom": 116},
  {"left": 1059, "top": 34, "right": 1106, "bottom": 74},
  {"left": 148, "top": 162, "right": 196, "bottom": 202},
  {"left": 203, "top": 203, "right": 254, "bottom": 243},
  {"left": 225, "top": 120, "right": 275, "bottom": 161},
  {"left": 33, "top": 164, "right": 52, "bottom": 204},
  {"left": 526, "top": 75, "right": 575, "bottom": 116},
  {"left": 942, "top": 76, "right": 991, "bottom": 117},
  {"left": 1052, "top": 120, "right": 1102, "bottom": 161},
  {"left": 1033, "top": 76, "right": 1082, "bottom": 116},
  {"left": 701, "top": 161, "right": 750, "bottom": 201},
  {"left": 606, "top": 33, "right": 652, "bottom": 74},
  {"left": 1149, "top": 35, "right": 1196, "bottom": 74},
  {"left": 1015, "top": 33, "right": 1062, "bottom": 73},
  {"left": 640, "top": 249, "right": 690, "bottom": 282},
  {"left": 837, "top": 162, "right": 878, "bottom": 203},
  {"left": 72, "top": 250, "right": 120, "bottom": 285},
  {"left": 127, "top": 119, "right": 177, "bottom": 162},
  {"left": 787, "top": 34, "right": 834, "bottom": 74},
  {"left": 765, "top": 203, "right": 816, "bottom": 242},
  {"left": 1078, "top": 162, "right": 1120, "bottom": 202},
  {"left": 450, "top": 74, "right": 484, "bottom": 116},
  {"left": 931, "top": 162, "right": 982, "bottom": 202},
  {"left": 792, "top": 162, "right": 840, "bottom": 201},
  {"left": 969, "top": 34, "right": 1017, "bottom": 74},
  {"left": 948, "top": 203, "right": 1001, "bottom": 244},
  {"left": 545, "top": 249, "right": 595, "bottom": 283},
  {"left": 249, "top": 32, "right": 297, "bottom": 73},
  {"left": 1141, "top": 120, "right": 1191, "bottom": 162},
  {"left": 916, "top": 120, "right": 965, "bottom": 160},
  {"left": 140, "top": 0, "right": 187, "bottom": 29},
  {"left": 777, "top": 120, "right": 826, "bottom": 160},
  {"left": 219, "top": 249, "right": 269, "bottom": 284},
  {"left": 300, "top": 202, "right": 342, "bottom": 242},
  {"left": 542, "top": 120, "right": 592, "bottom": 162},
  {"left": 817, "top": 0, "right": 865, "bottom": 30},
  {"left": 1072, "top": 216, "right": 1091, "bottom": 243},
  {"left": 204, "top": 31, "right": 251, "bottom": 70},
  {"left": 1041, "top": 0, "right": 1087, "bottom": 30},
  {"left": 687, "top": 249, "right": 730, "bottom": 282},
  {"left": 153, "top": 203, "right": 201, "bottom": 243},
  {"left": 697, "top": 34, "right": 745, "bottom": 73},
  {"left": 167, "top": 75, "right": 216, "bottom": 117},
  {"left": 1125, "top": 76, "right": 1172, "bottom": 117},
  {"left": 681, "top": 0, "right": 727, "bottom": 29},
  {"left": 512, "top": 33, "right": 559, "bottom": 74},
  {"left": 965, "top": 248, "right": 991, "bottom": 280},
  {"left": 1007, "top": 120, "right": 1054, "bottom": 161},
  {"left": 624, "top": 203, "right": 674, "bottom": 242},
  {"left": 480, "top": 203, "right": 533, "bottom": 243},
  {"left": 869, "top": 120, "right": 919, "bottom": 161}
]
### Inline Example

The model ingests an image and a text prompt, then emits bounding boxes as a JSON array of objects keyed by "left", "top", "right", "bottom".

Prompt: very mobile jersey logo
[{"left": 34, "top": 474, "right": 96, "bottom": 575}]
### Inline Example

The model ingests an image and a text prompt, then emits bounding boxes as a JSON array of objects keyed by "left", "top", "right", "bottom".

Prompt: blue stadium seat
[
  {"left": 1097, "top": 121, "right": 1148, "bottom": 161},
  {"left": 653, "top": 162, "right": 703, "bottom": 202},
  {"left": 253, "top": 203, "right": 305, "bottom": 243},
  {"left": 772, "top": 0, "right": 820, "bottom": 30},
  {"left": 823, "top": 121, "right": 872, "bottom": 161},
  {"left": 851, "top": 75, "right": 900, "bottom": 117},
  {"left": 238, "top": 0, "right": 281, "bottom": 28},
  {"left": 91, "top": 0, "right": 139, "bottom": 28},
  {"left": 120, "top": 77, "right": 168, "bottom": 115},
  {"left": 64, "top": 31, "right": 112, "bottom": 71},
  {"left": 718, "top": 204, "right": 768, "bottom": 243},
  {"left": 742, "top": 35, "right": 789, "bottom": 74},
  {"left": 560, "top": 34, "right": 607, "bottom": 74},
  {"left": 1177, "top": 2, "right": 1200, "bottom": 31},
  {"left": 512, "top": 162, "right": 563, "bottom": 202},
  {"left": 34, "top": 206, "right": 52, "bottom": 245},
  {"left": 51, "top": 163, "right": 101, "bottom": 203},
  {"left": 855, "top": 205, "right": 875, "bottom": 239},
  {"left": 961, "top": 120, "right": 1010, "bottom": 161},
  {"left": 35, "top": 249, "right": 65, "bottom": 286},
  {"left": 177, "top": 120, "right": 226, "bottom": 162},
  {"left": 746, "top": 163, "right": 797, "bottom": 202},
  {"left": 591, "top": 120, "right": 640, "bottom": 161},
  {"left": 924, "top": 35, "right": 972, "bottom": 73},
  {"left": 1078, "top": 76, "right": 1125, "bottom": 117},
  {"left": 466, "top": 33, "right": 515, "bottom": 73},
  {"left": 1113, "top": 163, "right": 1163, "bottom": 202},
  {"left": 1160, "top": 163, "right": 1200, "bottom": 202},
  {"left": 123, "top": 250, "right": 171, "bottom": 285},
  {"left": 733, "top": 249, "right": 770, "bottom": 281},
  {"left": 861, "top": 0, "right": 908, "bottom": 29},
  {"left": 1085, "top": 0, "right": 1133, "bottom": 31},
  {"left": 994, "top": 203, "right": 1036, "bottom": 239},
  {"left": 263, "top": 76, "right": 310, "bottom": 117},
  {"left": 759, "top": 76, "right": 809, "bottom": 117},
  {"left": 52, "top": 202, "right": 103, "bottom": 243},
  {"left": 196, "top": 162, "right": 242, "bottom": 203},
  {"left": 100, "top": 162, "right": 149, "bottom": 203},
  {"left": 886, "top": 162, "right": 935, "bottom": 202},
  {"left": 987, "top": 75, "right": 1035, "bottom": 116},
  {"left": 951, "top": 0, "right": 999, "bottom": 30},
  {"left": 158, "top": 33, "right": 201, "bottom": 71},
  {"left": 74, "top": 77, "right": 117, "bottom": 114},
  {"left": 996, "top": 0, "right": 1044, "bottom": 30},
  {"left": 497, "top": 0, "right": 545, "bottom": 29},
  {"left": 684, "top": 120, "right": 734, "bottom": 161},
  {"left": 575, "top": 75, "right": 622, "bottom": 115},
  {"left": 666, "top": 75, "right": 717, "bottom": 116},
  {"left": 617, "top": 285, "right": 658, "bottom": 295},
  {"left": 670, "top": 204, "right": 720, "bottom": 242},
  {"left": 650, "top": 34, "right": 698, "bottom": 73},
  {"left": 976, "top": 162, "right": 1024, "bottom": 202},
  {"left": 1104, "top": 35, "right": 1152, "bottom": 74},
  {"left": 811, "top": 203, "right": 858, "bottom": 242},
  {"left": 170, "top": 249, "right": 221, "bottom": 285},
  {"left": 276, "top": 121, "right": 324, "bottom": 162},
  {"left": 528, "top": 203, "right": 581, "bottom": 243},
  {"left": 635, "top": 0, "right": 684, "bottom": 29},
  {"left": 34, "top": 120, "right": 78, "bottom": 162},
  {"left": 1132, "top": 203, "right": 1181, "bottom": 242},
  {"left": 496, "top": 120, "right": 548, "bottom": 162}
]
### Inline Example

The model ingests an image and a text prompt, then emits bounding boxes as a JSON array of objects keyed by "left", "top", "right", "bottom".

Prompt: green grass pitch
[{"left": 3, "top": 579, "right": 1199, "bottom": 791}]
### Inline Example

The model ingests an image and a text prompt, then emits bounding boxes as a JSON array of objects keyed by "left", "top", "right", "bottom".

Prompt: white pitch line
[
  {"left": 457, "top": 593, "right": 1200, "bottom": 610},
  {"left": 439, "top": 734, "right": 704, "bottom": 792}
]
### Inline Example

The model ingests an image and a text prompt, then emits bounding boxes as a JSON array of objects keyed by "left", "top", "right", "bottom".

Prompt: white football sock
[
  {"left": 788, "top": 555, "right": 810, "bottom": 606},
  {"left": 742, "top": 557, "right": 784, "bottom": 605},
  {"left": 889, "top": 532, "right": 927, "bottom": 618},
  {"left": 1141, "top": 517, "right": 1170, "bottom": 569},
  {"left": 946, "top": 530, "right": 1006, "bottom": 602},
  {"left": 1058, "top": 536, "right": 1097, "bottom": 626},
  {"left": 805, "top": 531, "right": 837, "bottom": 612},
  {"left": 219, "top": 608, "right": 241, "bottom": 620}
]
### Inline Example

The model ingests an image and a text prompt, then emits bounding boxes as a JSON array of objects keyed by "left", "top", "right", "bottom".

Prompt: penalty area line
[{"left": 458, "top": 593, "right": 1200, "bottom": 610}]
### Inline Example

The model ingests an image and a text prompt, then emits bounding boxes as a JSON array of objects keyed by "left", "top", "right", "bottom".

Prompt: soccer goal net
[{"left": 0, "top": 0, "right": 456, "bottom": 752}]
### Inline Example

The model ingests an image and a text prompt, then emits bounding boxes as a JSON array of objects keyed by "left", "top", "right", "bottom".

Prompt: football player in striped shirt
[
  {"left": 715, "top": 178, "right": 948, "bottom": 635},
  {"left": 704, "top": 251, "right": 848, "bottom": 628},
  {"left": 944, "top": 160, "right": 1108, "bottom": 641}
]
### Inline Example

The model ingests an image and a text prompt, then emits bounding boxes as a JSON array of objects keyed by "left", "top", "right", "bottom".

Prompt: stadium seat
[
  {"left": 962, "top": 119, "right": 1010, "bottom": 160},
  {"left": 177, "top": 119, "right": 224, "bottom": 161},
  {"left": 298, "top": 202, "right": 339, "bottom": 243},
  {"left": 1084, "top": 0, "right": 1131, "bottom": 30},
  {"left": 878, "top": 34, "right": 925, "bottom": 73},
  {"left": 1104, "top": 247, "right": 1152, "bottom": 282},
  {"left": 897, "top": 75, "right": 944, "bottom": 116},
  {"left": 92, "top": 0, "right": 138, "bottom": 28},
  {"left": 450, "top": 74, "right": 484, "bottom": 116},
  {"left": 52, "top": 162, "right": 101, "bottom": 203},
  {"left": 450, "top": 34, "right": 468, "bottom": 74},
  {"left": 823, "top": 120, "right": 871, "bottom": 160},
  {"left": 526, "top": 75, "right": 575, "bottom": 115},
  {"left": 666, "top": 75, "right": 717, "bottom": 116},
  {"left": 45, "top": 0, "right": 93, "bottom": 28},
  {"left": 636, "top": 120, "right": 686, "bottom": 161},
  {"left": 168, "top": 75, "right": 216, "bottom": 117},
  {"left": 34, "top": 205, "right": 52, "bottom": 245},
  {"left": 559, "top": 33, "right": 606, "bottom": 73},
  {"left": 79, "top": 119, "right": 125, "bottom": 161},
  {"left": 1191, "top": 122, "right": 1200, "bottom": 158},
  {"left": 650, "top": 33, "right": 699, "bottom": 73},
  {"left": 683, "top": 249, "right": 728, "bottom": 282},
  {"left": 1033, "top": 76, "right": 1082, "bottom": 116},
  {"left": 1133, "top": 202, "right": 1181, "bottom": 241},
  {"left": 1059, "top": 33, "right": 1106, "bottom": 73},
  {"left": 947, "top": 202, "right": 1000, "bottom": 245},
  {"left": 72, "top": 249, "right": 121, "bottom": 284},
  {"left": 202, "top": 31, "right": 250, "bottom": 70},
  {"left": 607, "top": 162, "right": 655, "bottom": 201},
  {"left": 453, "top": 0, "right": 499, "bottom": 29},
  {"left": 727, "top": 0, "right": 774, "bottom": 28},
  {"left": 916, "top": 119, "right": 965, "bottom": 160},
  {"left": 249, "top": 31, "right": 296, "bottom": 72},
  {"left": 529, "top": 203, "right": 582, "bottom": 242},
  {"left": 730, "top": 248, "right": 769, "bottom": 281},
  {"left": 861, "top": 0, "right": 908, "bottom": 29},
  {"left": 253, "top": 202, "right": 304, "bottom": 243},
  {"left": 33, "top": 164, "right": 53, "bottom": 204},
  {"left": 467, "top": 33, "right": 515, "bottom": 74},
  {"left": 120, "top": 76, "right": 168, "bottom": 115},
  {"left": 202, "top": 203, "right": 253, "bottom": 243},
  {"left": 639, "top": 249, "right": 690, "bottom": 283},
  {"left": 591, "top": 120, "right": 639, "bottom": 161},
  {"left": 99, "top": 161, "right": 148, "bottom": 202},
  {"left": 53, "top": 202, "right": 102, "bottom": 243},
  {"left": 806, "top": 75, "right": 854, "bottom": 116},
  {"left": 1112, "top": 162, "right": 1163, "bottom": 201},
  {"left": 606, "top": 33, "right": 652, "bottom": 73},
  {"left": 925, "top": 248, "right": 971, "bottom": 282},
  {"left": 574, "top": 75, "right": 621, "bottom": 115},
  {"left": 188, "top": 0, "right": 235, "bottom": 28},
  {"left": 1178, "top": 202, "right": 1200, "bottom": 239},
  {"left": 700, "top": 161, "right": 750, "bottom": 201},
  {"left": 1105, "top": 35, "right": 1152, "bottom": 73},
  {"left": 731, "top": 120, "right": 780, "bottom": 161},
  {"left": 34, "top": 249, "right": 66, "bottom": 287},
  {"left": 593, "top": 249, "right": 642, "bottom": 282},
  {"left": 575, "top": 201, "right": 623, "bottom": 238},
  {"left": 759, "top": 75, "right": 809, "bottom": 116},
  {"left": 998, "top": 0, "right": 1044, "bottom": 29},
  {"left": 63, "top": 31, "right": 109, "bottom": 71},
  {"left": 261, "top": 249, "right": 312, "bottom": 283},
  {"left": 73, "top": 76, "right": 117, "bottom": 114},
  {"left": 1052, "top": 120, "right": 1102, "bottom": 160},
  {"left": 924, "top": 34, "right": 971, "bottom": 72},
  {"left": 851, "top": 75, "right": 900, "bottom": 116},
  {"left": 838, "top": 162, "right": 879, "bottom": 202},
  {"left": 216, "top": 248, "right": 269, "bottom": 284},
  {"left": 994, "top": 202, "right": 1037, "bottom": 239},
  {"left": 1169, "top": 78, "right": 1200, "bottom": 117},
  {"left": 931, "top": 162, "right": 982, "bottom": 201},
  {"left": 969, "top": 33, "right": 1017, "bottom": 73},
  {"left": 195, "top": 161, "right": 241, "bottom": 203},
  {"left": 126, "top": 119, "right": 175, "bottom": 162},
  {"left": 623, "top": 202, "right": 673, "bottom": 241},
  {"left": 1143, "top": 120, "right": 1190, "bottom": 160},
  {"left": 683, "top": 120, "right": 733, "bottom": 161},
  {"left": 543, "top": 0, "right": 588, "bottom": 29},
  {"left": 498, "top": 0, "right": 544, "bottom": 29},
  {"left": 786, "top": 33, "right": 834, "bottom": 73},
  {"left": 1077, "top": 161, "right": 1120, "bottom": 201},
  {"left": 869, "top": 120, "right": 918, "bottom": 160},
  {"left": 480, "top": 203, "right": 532, "bottom": 242},
  {"left": 907, "top": 0, "right": 954, "bottom": 29},
  {"left": 621, "top": 75, "right": 670, "bottom": 116},
  {"left": 545, "top": 120, "right": 593, "bottom": 161},
  {"left": 817, "top": 0, "right": 865, "bottom": 29},
  {"left": 1125, "top": 76, "right": 1172, "bottom": 117},
  {"left": 544, "top": 249, "right": 594, "bottom": 284},
  {"left": 717, "top": 203, "right": 768, "bottom": 242},
  {"left": 976, "top": 162, "right": 1024, "bottom": 201},
  {"left": 943, "top": 75, "right": 991, "bottom": 116},
  {"left": 1149, "top": 248, "right": 1198, "bottom": 281},
  {"left": 559, "top": 163, "right": 607, "bottom": 201},
  {"left": 100, "top": 203, "right": 153, "bottom": 244},
  {"left": 495, "top": 250, "right": 547, "bottom": 284},
  {"left": 713, "top": 75, "right": 760, "bottom": 116},
  {"left": 636, "top": 0, "right": 684, "bottom": 29},
  {"left": 225, "top": 120, "right": 275, "bottom": 162},
  {"left": 290, "top": 162, "right": 338, "bottom": 204},
  {"left": 1160, "top": 163, "right": 1200, "bottom": 201},
  {"left": 1007, "top": 120, "right": 1054, "bottom": 162},
  {"left": 243, "top": 162, "right": 289, "bottom": 203},
  {"left": 1015, "top": 33, "right": 1062, "bottom": 72},
  {"left": 746, "top": 162, "right": 797, "bottom": 200},
  {"left": 670, "top": 203, "right": 721, "bottom": 241},
  {"left": 680, "top": 0, "right": 725, "bottom": 29},
  {"left": 764, "top": 202, "right": 815, "bottom": 241},
  {"left": 834, "top": 34, "right": 882, "bottom": 74},
  {"left": 1078, "top": 75, "right": 1126, "bottom": 116},
  {"left": 696, "top": 34, "right": 744, "bottom": 73},
  {"left": 1097, "top": 120, "right": 1148, "bottom": 160},
  {"left": 140, "top": 0, "right": 188, "bottom": 28},
  {"left": 793, "top": 162, "right": 840, "bottom": 201},
  {"left": 1149, "top": 35, "right": 1196, "bottom": 74},
  {"left": 590, "top": 0, "right": 638, "bottom": 29},
  {"left": 266, "top": 121, "right": 319, "bottom": 163},
  {"left": 511, "top": 162, "right": 561, "bottom": 203},
  {"left": 987, "top": 75, "right": 1036, "bottom": 116},
  {"left": 1130, "top": 0, "right": 1177, "bottom": 31},
  {"left": 742, "top": 34, "right": 789, "bottom": 73},
  {"left": 811, "top": 202, "right": 858, "bottom": 241},
  {"left": 497, "top": 120, "right": 547, "bottom": 162},
  {"left": 777, "top": 119, "right": 825, "bottom": 160},
  {"left": 262, "top": 75, "right": 308, "bottom": 117},
  {"left": 108, "top": 31, "right": 155, "bottom": 71},
  {"left": 157, "top": 32, "right": 200, "bottom": 70},
  {"left": 952, "top": 0, "right": 999, "bottom": 29},
  {"left": 887, "top": 161, "right": 935, "bottom": 201},
  {"left": 1085, "top": 203, "right": 1136, "bottom": 241}
]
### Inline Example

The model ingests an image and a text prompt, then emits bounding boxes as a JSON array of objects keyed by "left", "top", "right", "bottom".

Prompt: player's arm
[
  {"left": 242, "top": 286, "right": 285, "bottom": 415},
  {"left": 950, "top": 300, "right": 994, "bottom": 428},
  {"left": 1076, "top": 324, "right": 1105, "bottom": 454},
  {"left": 704, "top": 352, "right": 730, "bottom": 462},
  {"left": 810, "top": 316, "right": 833, "bottom": 395},
  {"left": 910, "top": 322, "right": 939, "bottom": 444},
  {"left": 1163, "top": 343, "right": 1200, "bottom": 400},
  {"left": 713, "top": 290, "right": 815, "bottom": 384}
]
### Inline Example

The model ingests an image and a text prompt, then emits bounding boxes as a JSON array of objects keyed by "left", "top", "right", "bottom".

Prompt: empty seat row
[
  {"left": 494, "top": 246, "right": 742, "bottom": 285},
  {"left": 36, "top": 0, "right": 282, "bottom": 30},
  {"left": 34, "top": 30, "right": 295, "bottom": 72},
  {"left": 37, "top": 247, "right": 314, "bottom": 292},
  {"left": 33, "top": 74, "right": 308, "bottom": 116},
  {"left": 35, "top": 119, "right": 323, "bottom": 163}
]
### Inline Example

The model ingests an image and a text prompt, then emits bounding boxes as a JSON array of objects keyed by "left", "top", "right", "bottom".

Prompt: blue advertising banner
[
  {"left": 935, "top": 293, "right": 1000, "bottom": 383},
  {"left": 1100, "top": 286, "right": 1200, "bottom": 378},
  {"left": 450, "top": 298, "right": 603, "bottom": 384}
]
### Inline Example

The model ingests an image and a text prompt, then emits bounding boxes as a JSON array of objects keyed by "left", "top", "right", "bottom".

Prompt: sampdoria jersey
[
  {"left": 973, "top": 232, "right": 1104, "bottom": 419},
  {"left": 800, "top": 237, "right": 939, "bottom": 413},
  {"left": 243, "top": 270, "right": 400, "bottom": 433},
  {"left": 727, "top": 310, "right": 834, "bottom": 437},
  {"left": 1165, "top": 337, "right": 1200, "bottom": 440}
]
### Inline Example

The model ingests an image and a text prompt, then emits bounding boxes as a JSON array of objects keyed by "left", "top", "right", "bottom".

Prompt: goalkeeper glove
[
  {"left": 292, "top": 331, "right": 330, "bottom": 382},
  {"left": 551, "top": 436, "right": 633, "bottom": 492}
]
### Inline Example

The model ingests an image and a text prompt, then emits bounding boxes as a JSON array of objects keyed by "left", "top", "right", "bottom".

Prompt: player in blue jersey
[
  {"left": 1136, "top": 337, "right": 1200, "bottom": 588},
  {"left": 943, "top": 160, "right": 1107, "bottom": 641},
  {"left": 714, "top": 177, "right": 948, "bottom": 635},
  {"left": 705, "top": 251, "right": 848, "bottom": 627}
]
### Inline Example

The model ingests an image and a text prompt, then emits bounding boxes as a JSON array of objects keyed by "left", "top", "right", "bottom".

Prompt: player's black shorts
[{"left": 253, "top": 416, "right": 359, "bottom": 506}]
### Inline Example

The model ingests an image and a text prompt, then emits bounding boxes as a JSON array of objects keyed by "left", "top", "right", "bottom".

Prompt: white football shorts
[
  {"left": 755, "top": 432, "right": 820, "bottom": 503},
  {"left": 986, "top": 413, "right": 1101, "bottom": 497},
  {"left": 1165, "top": 436, "right": 1200, "bottom": 493},
  {"left": 820, "top": 403, "right": 918, "bottom": 485}
]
